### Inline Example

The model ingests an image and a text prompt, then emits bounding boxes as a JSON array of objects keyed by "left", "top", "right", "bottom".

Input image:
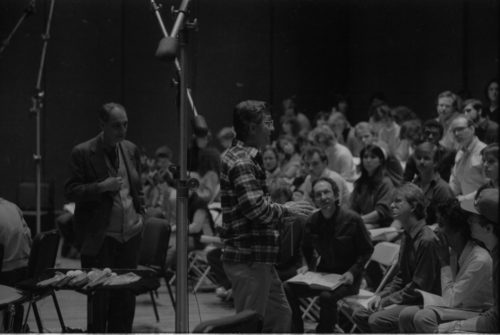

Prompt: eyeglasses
[{"left": 452, "top": 126, "right": 468, "bottom": 134}]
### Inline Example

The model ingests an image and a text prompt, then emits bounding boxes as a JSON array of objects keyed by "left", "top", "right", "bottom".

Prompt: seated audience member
[
  {"left": 276, "top": 135, "right": 302, "bottom": 181},
  {"left": 403, "top": 118, "right": 456, "bottom": 182},
  {"left": 280, "top": 115, "right": 302, "bottom": 140},
  {"left": 411, "top": 142, "right": 455, "bottom": 225},
  {"left": 353, "top": 121, "right": 403, "bottom": 186},
  {"left": 299, "top": 146, "right": 351, "bottom": 207},
  {"left": 0, "top": 198, "right": 31, "bottom": 334},
  {"left": 449, "top": 115, "right": 487, "bottom": 212},
  {"left": 310, "top": 124, "right": 355, "bottom": 181},
  {"left": 436, "top": 90, "right": 462, "bottom": 150},
  {"left": 484, "top": 78, "right": 499, "bottom": 121},
  {"left": 351, "top": 183, "right": 441, "bottom": 333},
  {"left": 438, "top": 188, "right": 499, "bottom": 333},
  {"left": 391, "top": 105, "right": 417, "bottom": 125},
  {"left": 281, "top": 95, "right": 311, "bottom": 137},
  {"left": 262, "top": 145, "right": 283, "bottom": 186},
  {"left": 0, "top": 198, "right": 31, "bottom": 285},
  {"left": 327, "top": 111, "right": 357, "bottom": 149},
  {"left": 372, "top": 104, "right": 401, "bottom": 156},
  {"left": 349, "top": 144, "right": 396, "bottom": 229},
  {"left": 463, "top": 99, "right": 498, "bottom": 144},
  {"left": 284, "top": 177, "right": 373, "bottom": 333},
  {"left": 313, "top": 110, "right": 330, "bottom": 128},
  {"left": 480, "top": 143, "right": 499, "bottom": 189},
  {"left": 399, "top": 198, "right": 493, "bottom": 333},
  {"left": 195, "top": 147, "right": 221, "bottom": 204},
  {"left": 394, "top": 118, "right": 422, "bottom": 164}
]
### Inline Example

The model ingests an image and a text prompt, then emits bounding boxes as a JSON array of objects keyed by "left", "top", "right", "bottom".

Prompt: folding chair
[
  {"left": 137, "top": 217, "right": 175, "bottom": 322},
  {"left": 19, "top": 229, "right": 67, "bottom": 332},
  {"left": 188, "top": 248, "right": 217, "bottom": 293},
  {"left": 337, "top": 241, "right": 400, "bottom": 332},
  {"left": 192, "top": 309, "right": 263, "bottom": 333}
]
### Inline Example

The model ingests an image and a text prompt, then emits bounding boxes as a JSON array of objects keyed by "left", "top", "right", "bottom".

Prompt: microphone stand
[
  {"left": 29, "top": 0, "right": 56, "bottom": 235},
  {"left": 150, "top": 0, "right": 196, "bottom": 332},
  {"left": 0, "top": 0, "right": 36, "bottom": 57}
]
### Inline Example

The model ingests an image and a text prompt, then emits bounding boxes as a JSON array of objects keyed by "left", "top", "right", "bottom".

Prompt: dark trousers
[
  {"left": 81, "top": 234, "right": 141, "bottom": 333},
  {"left": 1, "top": 267, "right": 29, "bottom": 332},
  {"left": 284, "top": 281, "right": 358, "bottom": 333}
]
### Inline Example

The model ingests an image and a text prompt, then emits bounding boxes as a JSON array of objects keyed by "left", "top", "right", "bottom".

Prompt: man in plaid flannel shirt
[{"left": 220, "top": 100, "right": 313, "bottom": 332}]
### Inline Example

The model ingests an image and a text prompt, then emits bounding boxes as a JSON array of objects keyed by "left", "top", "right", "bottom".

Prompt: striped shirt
[{"left": 220, "top": 140, "right": 287, "bottom": 264}]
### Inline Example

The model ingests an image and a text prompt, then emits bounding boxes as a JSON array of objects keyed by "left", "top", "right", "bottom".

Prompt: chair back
[
  {"left": 370, "top": 241, "right": 400, "bottom": 267},
  {"left": 192, "top": 309, "right": 263, "bottom": 333},
  {"left": 139, "top": 217, "right": 171, "bottom": 269},
  {"left": 368, "top": 241, "right": 400, "bottom": 294},
  {"left": 28, "top": 229, "right": 60, "bottom": 278}
]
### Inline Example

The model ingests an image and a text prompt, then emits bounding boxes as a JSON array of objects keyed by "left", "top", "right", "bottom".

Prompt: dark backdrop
[{"left": 0, "top": 0, "right": 498, "bottom": 208}]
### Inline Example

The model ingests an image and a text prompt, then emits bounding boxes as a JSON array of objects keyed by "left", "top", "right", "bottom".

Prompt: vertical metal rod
[{"left": 175, "top": 26, "right": 189, "bottom": 333}]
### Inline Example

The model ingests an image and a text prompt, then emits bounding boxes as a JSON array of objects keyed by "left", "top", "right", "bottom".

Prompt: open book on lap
[
  {"left": 415, "top": 289, "right": 482, "bottom": 321},
  {"left": 286, "top": 271, "right": 343, "bottom": 291}
]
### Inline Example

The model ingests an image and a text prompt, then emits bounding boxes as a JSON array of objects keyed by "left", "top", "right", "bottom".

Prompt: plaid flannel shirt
[{"left": 220, "top": 140, "right": 287, "bottom": 264}]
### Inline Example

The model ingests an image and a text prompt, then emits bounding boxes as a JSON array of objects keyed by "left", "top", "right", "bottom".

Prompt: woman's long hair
[{"left": 355, "top": 144, "right": 387, "bottom": 189}]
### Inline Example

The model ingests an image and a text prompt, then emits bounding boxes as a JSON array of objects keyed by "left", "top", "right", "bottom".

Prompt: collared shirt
[
  {"left": 300, "top": 168, "right": 351, "bottom": 207},
  {"left": 220, "top": 140, "right": 286, "bottom": 264},
  {"left": 380, "top": 220, "right": 441, "bottom": 306},
  {"left": 413, "top": 173, "right": 455, "bottom": 224},
  {"left": 440, "top": 240, "right": 493, "bottom": 310},
  {"left": 449, "top": 137, "right": 487, "bottom": 211},
  {"left": 303, "top": 207, "right": 373, "bottom": 284},
  {"left": 454, "top": 245, "right": 499, "bottom": 333}
]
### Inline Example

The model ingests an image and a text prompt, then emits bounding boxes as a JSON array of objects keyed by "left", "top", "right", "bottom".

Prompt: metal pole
[{"left": 31, "top": 0, "right": 56, "bottom": 234}]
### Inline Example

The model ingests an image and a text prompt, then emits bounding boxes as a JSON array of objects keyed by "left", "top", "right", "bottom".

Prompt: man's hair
[
  {"left": 310, "top": 177, "right": 340, "bottom": 206},
  {"left": 415, "top": 141, "right": 440, "bottom": 164},
  {"left": 436, "top": 199, "right": 471, "bottom": 240},
  {"left": 310, "top": 124, "right": 337, "bottom": 146},
  {"left": 303, "top": 145, "right": 328, "bottom": 164},
  {"left": 99, "top": 102, "right": 125, "bottom": 122},
  {"left": 232, "top": 100, "right": 269, "bottom": 141},
  {"left": 481, "top": 142, "right": 499, "bottom": 160},
  {"left": 463, "top": 98, "right": 484, "bottom": 115},
  {"left": 354, "top": 121, "right": 376, "bottom": 138},
  {"left": 423, "top": 119, "right": 444, "bottom": 139},
  {"left": 437, "top": 90, "right": 460, "bottom": 111},
  {"left": 394, "top": 183, "right": 427, "bottom": 220},
  {"left": 269, "top": 178, "right": 292, "bottom": 203}
]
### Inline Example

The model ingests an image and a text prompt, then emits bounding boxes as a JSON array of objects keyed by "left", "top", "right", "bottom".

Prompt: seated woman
[
  {"left": 349, "top": 144, "right": 396, "bottom": 229},
  {"left": 262, "top": 145, "right": 283, "bottom": 186},
  {"left": 399, "top": 199, "right": 493, "bottom": 333},
  {"left": 195, "top": 147, "right": 221, "bottom": 204},
  {"left": 276, "top": 134, "right": 302, "bottom": 182}
]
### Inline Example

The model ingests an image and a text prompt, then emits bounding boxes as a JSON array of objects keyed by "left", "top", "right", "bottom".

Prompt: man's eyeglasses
[{"left": 452, "top": 126, "right": 468, "bottom": 134}]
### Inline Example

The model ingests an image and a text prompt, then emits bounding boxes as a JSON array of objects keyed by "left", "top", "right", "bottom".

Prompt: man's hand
[
  {"left": 99, "top": 177, "right": 123, "bottom": 192},
  {"left": 339, "top": 271, "right": 354, "bottom": 285},
  {"left": 367, "top": 295, "right": 381, "bottom": 312},
  {"left": 434, "top": 228, "right": 450, "bottom": 266},
  {"left": 284, "top": 200, "right": 315, "bottom": 218},
  {"left": 297, "top": 265, "right": 309, "bottom": 275}
]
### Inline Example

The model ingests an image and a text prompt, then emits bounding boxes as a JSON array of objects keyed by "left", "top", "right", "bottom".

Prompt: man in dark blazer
[{"left": 65, "top": 102, "right": 144, "bottom": 333}]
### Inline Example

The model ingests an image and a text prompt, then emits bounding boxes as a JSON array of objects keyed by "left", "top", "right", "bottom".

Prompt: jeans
[{"left": 223, "top": 262, "right": 291, "bottom": 333}]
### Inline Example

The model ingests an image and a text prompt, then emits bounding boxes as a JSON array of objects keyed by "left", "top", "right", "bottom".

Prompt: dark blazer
[{"left": 64, "top": 133, "right": 144, "bottom": 256}]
